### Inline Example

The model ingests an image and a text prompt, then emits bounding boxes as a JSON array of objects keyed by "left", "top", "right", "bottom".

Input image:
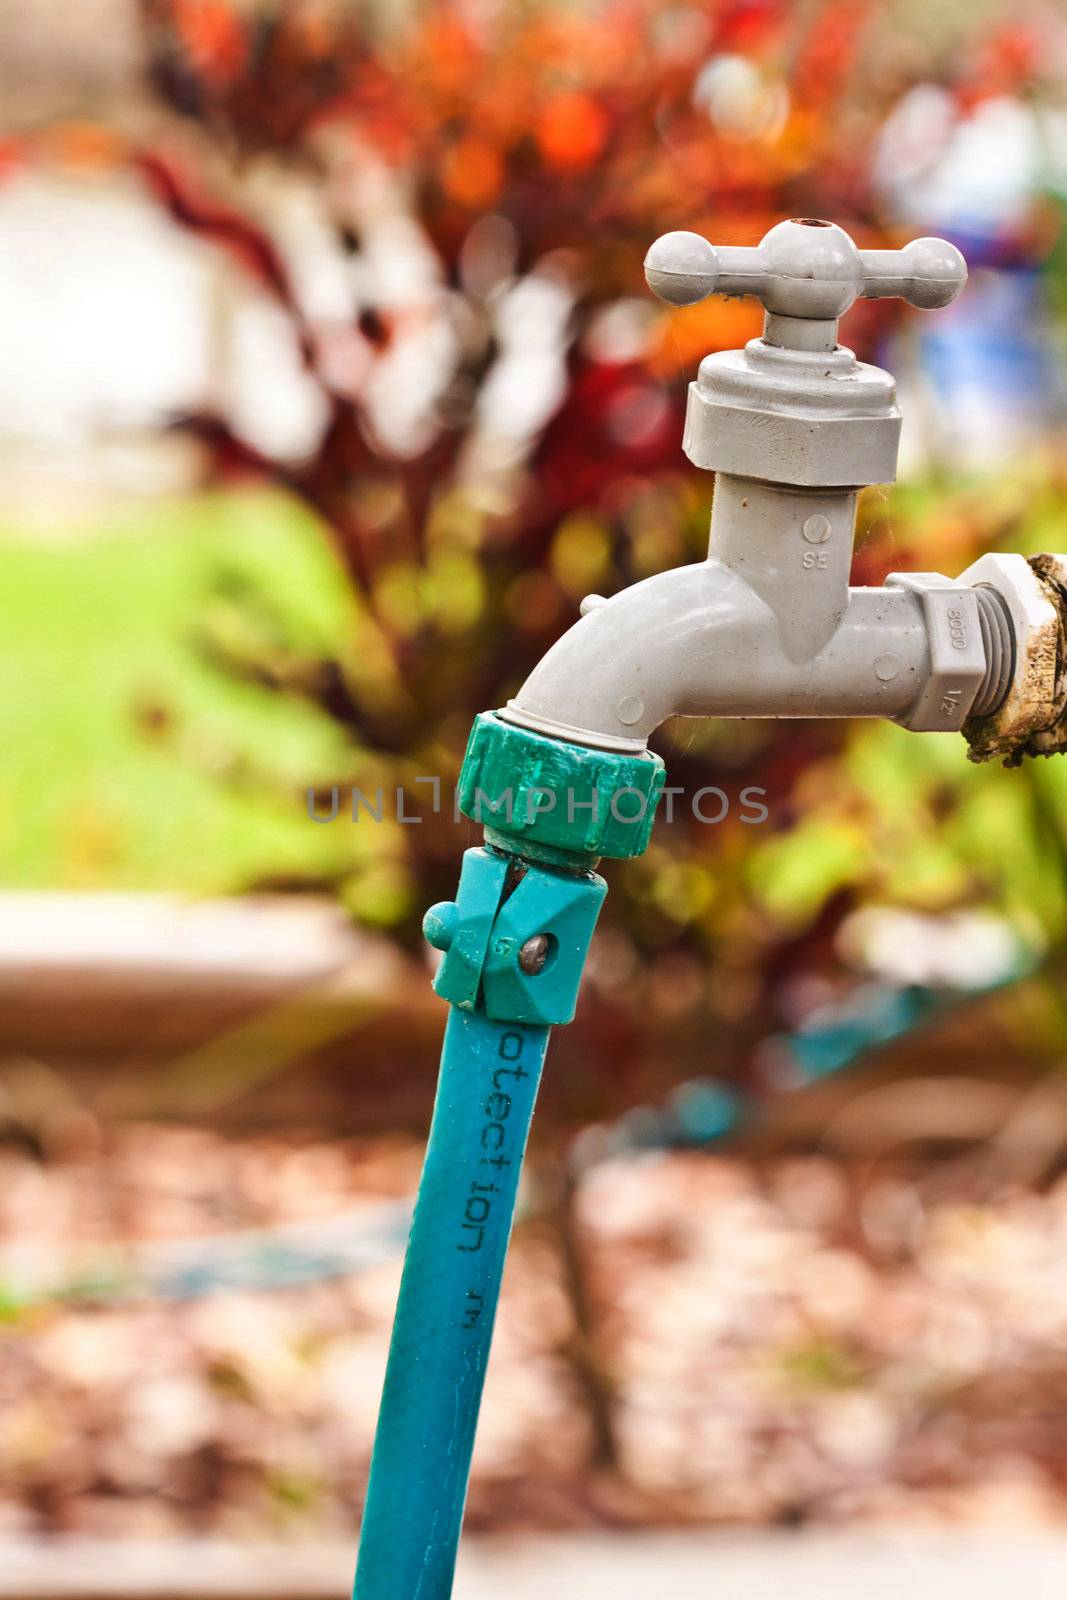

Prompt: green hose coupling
[{"left": 458, "top": 711, "right": 665, "bottom": 867}]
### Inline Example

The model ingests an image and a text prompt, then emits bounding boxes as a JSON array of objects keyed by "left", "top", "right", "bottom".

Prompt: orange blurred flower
[
  {"left": 39, "top": 121, "right": 127, "bottom": 174},
  {"left": 537, "top": 93, "right": 610, "bottom": 171},
  {"left": 442, "top": 134, "right": 504, "bottom": 208},
  {"left": 172, "top": 0, "right": 248, "bottom": 84},
  {"left": 647, "top": 297, "right": 763, "bottom": 378}
]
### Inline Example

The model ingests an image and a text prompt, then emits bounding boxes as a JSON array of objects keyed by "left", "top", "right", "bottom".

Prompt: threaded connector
[
  {"left": 961, "top": 554, "right": 1067, "bottom": 765},
  {"left": 971, "top": 584, "right": 1016, "bottom": 718}
]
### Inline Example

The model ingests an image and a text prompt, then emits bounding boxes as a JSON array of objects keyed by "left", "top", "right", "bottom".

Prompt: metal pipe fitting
[{"left": 960, "top": 554, "right": 1067, "bottom": 763}]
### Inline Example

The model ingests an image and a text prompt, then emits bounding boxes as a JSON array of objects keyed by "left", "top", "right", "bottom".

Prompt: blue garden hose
[
  {"left": 352, "top": 714, "right": 660, "bottom": 1596},
  {"left": 352, "top": 1005, "right": 551, "bottom": 1599}
]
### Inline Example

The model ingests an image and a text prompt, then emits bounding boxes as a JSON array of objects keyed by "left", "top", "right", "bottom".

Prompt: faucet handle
[{"left": 644, "top": 218, "right": 966, "bottom": 338}]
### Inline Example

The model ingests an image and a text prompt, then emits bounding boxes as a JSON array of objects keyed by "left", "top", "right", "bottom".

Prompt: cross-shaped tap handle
[{"left": 644, "top": 218, "right": 966, "bottom": 339}]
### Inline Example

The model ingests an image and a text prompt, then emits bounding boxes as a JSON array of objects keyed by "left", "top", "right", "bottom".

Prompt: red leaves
[
  {"left": 117, "top": 0, "right": 967, "bottom": 969},
  {"left": 533, "top": 356, "right": 683, "bottom": 523},
  {"left": 135, "top": 148, "right": 300, "bottom": 312},
  {"left": 142, "top": 0, "right": 369, "bottom": 150}
]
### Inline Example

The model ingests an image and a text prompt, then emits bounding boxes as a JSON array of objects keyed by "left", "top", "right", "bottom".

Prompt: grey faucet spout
[
  {"left": 500, "top": 556, "right": 932, "bottom": 753},
  {"left": 502, "top": 218, "right": 1067, "bottom": 763}
]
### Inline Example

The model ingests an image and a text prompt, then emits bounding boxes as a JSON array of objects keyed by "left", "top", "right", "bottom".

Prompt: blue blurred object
[
  {"left": 917, "top": 265, "right": 1065, "bottom": 447},
  {"left": 783, "top": 981, "right": 941, "bottom": 1085}
]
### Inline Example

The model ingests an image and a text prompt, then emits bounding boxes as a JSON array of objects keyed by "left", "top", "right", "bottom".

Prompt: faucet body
[
  {"left": 501, "top": 219, "right": 1053, "bottom": 760},
  {"left": 505, "top": 478, "right": 933, "bottom": 751}
]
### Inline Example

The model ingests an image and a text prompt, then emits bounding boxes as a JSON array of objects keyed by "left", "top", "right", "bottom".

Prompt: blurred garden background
[{"left": 6, "top": 0, "right": 1067, "bottom": 1592}]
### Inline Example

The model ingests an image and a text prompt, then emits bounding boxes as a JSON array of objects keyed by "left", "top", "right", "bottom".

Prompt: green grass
[{"left": 0, "top": 490, "right": 362, "bottom": 892}]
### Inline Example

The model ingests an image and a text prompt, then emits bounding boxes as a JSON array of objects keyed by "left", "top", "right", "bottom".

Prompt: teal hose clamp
[{"left": 424, "top": 846, "right": 606, "bottom": 1025}]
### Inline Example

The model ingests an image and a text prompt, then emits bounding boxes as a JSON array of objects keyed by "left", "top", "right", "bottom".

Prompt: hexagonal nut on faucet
[
  {"left": 885, "top": 573, "right": 988, "bottom": 732},
  {"left": 957, "top": 553, "right": 1067, "bottom": 765}
]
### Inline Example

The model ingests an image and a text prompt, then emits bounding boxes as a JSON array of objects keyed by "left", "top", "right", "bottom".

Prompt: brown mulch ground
[{"left": 2, "top": 1126, "right": 1067, "bottom": 1539}]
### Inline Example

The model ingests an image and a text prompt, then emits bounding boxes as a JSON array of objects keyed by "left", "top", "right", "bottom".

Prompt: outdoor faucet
[
  {"left": 500, "top": 218, "right": 1067, "bottom": 766},
  {"left": 353, "top": 220, "right": 1067, "bottom": 1600}
]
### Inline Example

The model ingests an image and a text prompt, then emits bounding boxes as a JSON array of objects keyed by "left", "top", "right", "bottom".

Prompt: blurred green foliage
[
  {"left": 0, "top": 491, "right": 362, "bottom": 892},
  {"left": 6, "top": 470, "right": 1067, "bottom": 980}
]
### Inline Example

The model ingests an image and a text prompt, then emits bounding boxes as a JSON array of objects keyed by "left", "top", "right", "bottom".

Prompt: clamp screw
[{"left": 518, "top": 934, "right": 550, "bottom": 975}]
